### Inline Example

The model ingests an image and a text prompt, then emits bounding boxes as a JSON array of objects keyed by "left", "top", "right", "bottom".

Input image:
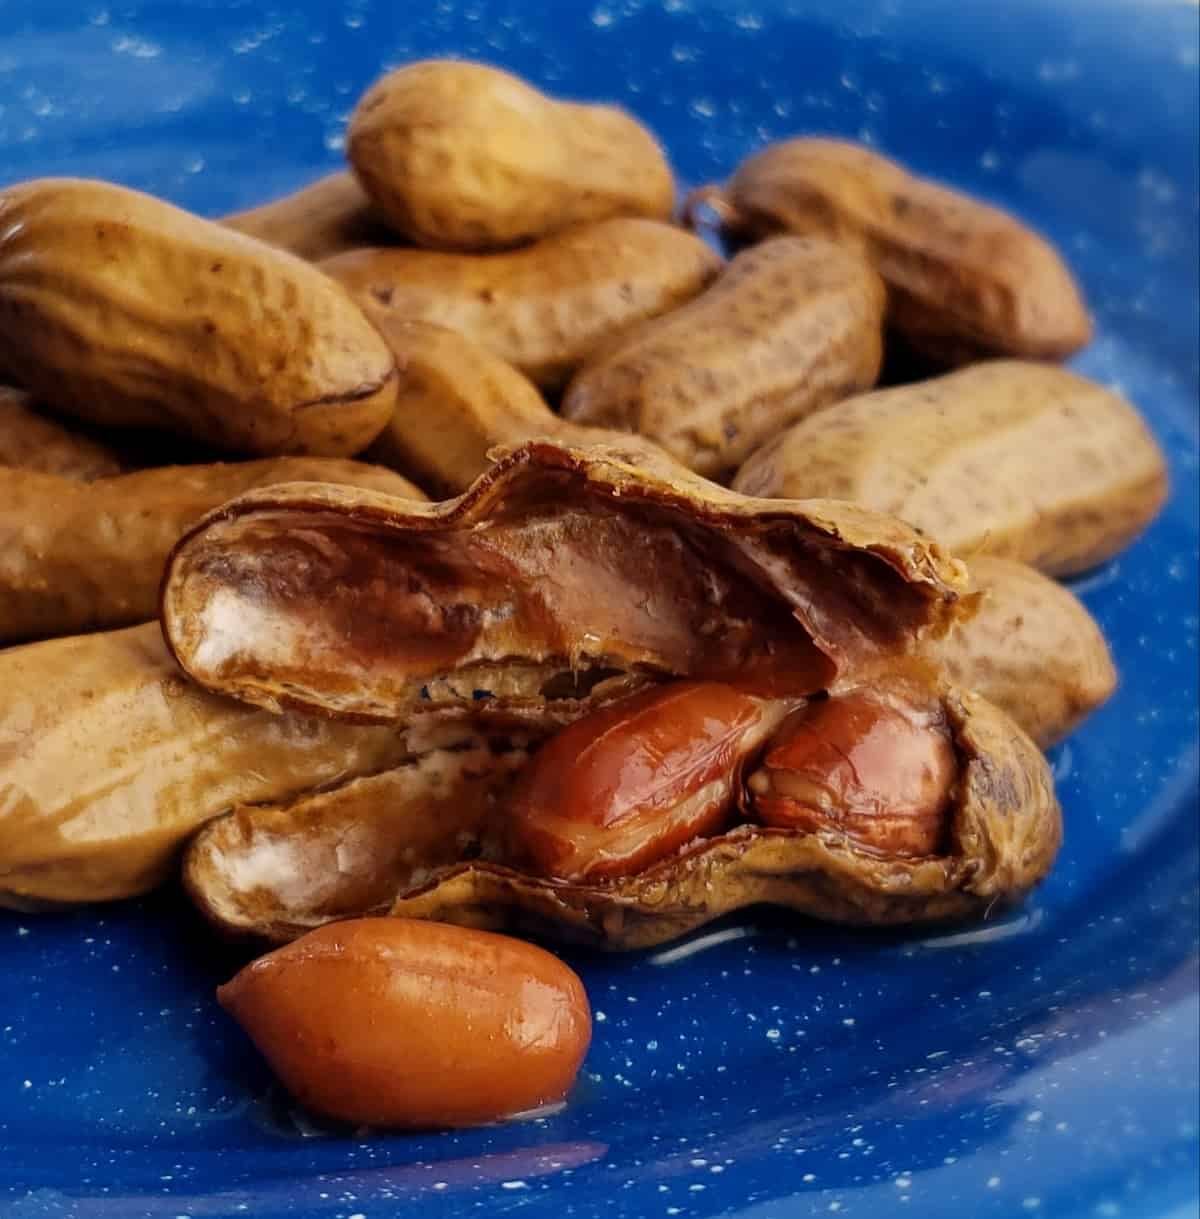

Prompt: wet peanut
[
  {"left": 689, "top": 137, "right": 1091, "bottom": 362},
  {"left": 0, "top": 178, "right": 397, "bottom": 456},
  {"left": 747, "top": 689, "right": 957, "bottom": 857},
  {"left": 0, "top": 385, "right": 122, "bottom": 480},
  {"left": 366, "top": 321, "right": 561, "bottom": 496},
  {"left": 365, "top": 321, "right": 696, "bottom": 495},
  {"left": 0, "top": 457, "right": 424, "bottom": 644},
  {"left": 218, "top": 918, "right": 592, "bottom": 1128},
  {"left": 732, "top": 360, "right": 1168, "bottom": 577},
  {"left": 0, "top": 623, "right": 418, "bottom": 908},
  {"left": 322, "top": 218, "right": 722, "bottom": 391},
  {"left": 347, "top": 60, "right": 674, "bottom": 250},
  {"left": 185, "top": 733, "right": 537, "bottom": 941},
  {"left": 920, "top": 556, "right": 1116, "bottom": 748},
  {"left": 561, "top": 236, "right": 886, "bottom": 478},
  {"left": 221, "top": 170, "right": 395, "bottom": 260},
  {"left": 505, "top": 682, "right": 792, "bottom": 882}
]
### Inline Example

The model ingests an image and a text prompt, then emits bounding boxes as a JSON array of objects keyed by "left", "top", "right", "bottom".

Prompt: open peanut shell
[
  {"left": 161, "top": 440, "right": 970, "bottom": 725},
  {"left": 185, "top": 682, "right": 1060, "bottom": 948},
  {"left": 184, "top": 725, "right": 539, "bottom": 941},
  {"left": 387, "top": 683, "right": 1060, "bottom": 948},
  {"left": 166, "top": 443, "right": 1060, "bottom": 947}
]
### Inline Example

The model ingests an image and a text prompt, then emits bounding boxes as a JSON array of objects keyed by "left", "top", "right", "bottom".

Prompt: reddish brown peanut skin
[
  {"left": 218, "top": 918, "right": 591, "bottom": 1129},
  {"left": 505, "top": 681, "right": 792, "bottom": 882},
  {"left": 690, "top": 137, "right": 1091, "bottom": 363},
  {"left": 747, "top": 689, "right": 957, "bottom": 858}
]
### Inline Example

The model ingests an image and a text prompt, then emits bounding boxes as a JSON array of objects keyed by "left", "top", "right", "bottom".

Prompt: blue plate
[{"left": 1, "top": 2, "right": 1197, "bottom": 1216}]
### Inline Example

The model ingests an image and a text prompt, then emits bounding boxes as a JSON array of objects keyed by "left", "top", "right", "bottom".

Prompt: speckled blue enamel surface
[{"left": 1, "top": 2, "right": 1197, "bottom": 1217}]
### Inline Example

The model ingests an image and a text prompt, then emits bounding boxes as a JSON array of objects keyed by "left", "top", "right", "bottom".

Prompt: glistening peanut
[
  {"left": 747, "top": 688, "right": 958, "bottom": 857},
  {"left": 219, "top": 918, "right": 592, "bottom": 1128},
  {"left": 0, "top": 178, "right": 397, "bottom": 456},
  {"left": 505, "top": 681, "right": 792, "bottom": 881}
]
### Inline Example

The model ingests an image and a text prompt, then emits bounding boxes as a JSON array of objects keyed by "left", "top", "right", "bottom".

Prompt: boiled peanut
[
  {"left": 218, "top": 918, "right": 592, "bottom": 1128},
  {"left": 347, "top": 60, "right": 674, "bottom": 251},
  {"left": 364, "top": 321, "right": 695, "bottom": 495},
  {"left": 505, "top": 681, "right": 792, "bottom": 882},
  {"left": 0, "top": 457, "right": 424, "bottom": 644},
  {"left": 366, "top": 321, "right": 561, "bottom": 496},
  {"left": 321, "top": 218, "right": 722, "bottom": 391},
  {"left": 0, "top": 178, "right": 397, "bottom": 456},
  {"left": 221, "top": 170, "right": 394, "bottom": 261},
  {"left": 747, "top": 687, "right": 957, "bottom": 857},
  {"left": 390, "top": 685, "right": 1061, "bottom": 946},
  {"left": 561, "top": 236, "right": 886, "bottom": 478},
  {"left": 732, "top": 360, "right": 1168, "bottom": 576},
  {"left": 689, "top": 137, "right": 1091, "bottom": 362},
  {"left": 0, "top": 623, "right": 417, "bottom": 907},
  {"left": 185, "top": 734, "right": 536, "bottom": 941},
  {"left": 920, "top": 556, "right": 1116, "bottom": 747},
  {"left": 162, "top": 441, "right": 964, "bottom": 723},
  {"left": 0, "top": 385, "right": 122, "bottom": 480}
]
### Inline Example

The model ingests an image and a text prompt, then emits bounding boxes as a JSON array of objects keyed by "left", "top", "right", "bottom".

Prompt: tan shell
[
  {"left": 689, "top": 137, "right": 1091, "bottom": 362},
  {"left": 347, "top": 60, "right": 675, "bottom": 250},
  {"left": 382, "top": 686, "right": 1061, "bottom": 949},
  {"left": 321, "top": 218, "right": 723, "bottom": 390},
  {"left": 220, "top": 171, "right": 395, "bottom": 261},
  {"left": 184, "top": 732, "right": 538, "bottom": 940},
  {"left": 0, "top": 178, "right": 397, "bottom": 456},
  {"left": 365, "top": 321, "right": 562, "bottom": 496},
  {"left": 365, "top": 321, "right": 693, "bottom": 496},
  {"left": 0, "top": 623, "right": 420, "bottom": 908},
  {"left": 920, "top": 556, "right": 1116, "bottom": 748},
  {"left": 0, "top": 385, "right": 123, "bottom": 481},
  {"left": 561, "top": 236, "right": 886, "bottom": 478},
  {"left": 732, "top": 360, "right": 1168, "bottom": 577},
  {"left": 162, "top": 440, "right": 968, "bottom": 723},
  {"left": 0, "top": 458, "right": 425, "bottom": 645}
]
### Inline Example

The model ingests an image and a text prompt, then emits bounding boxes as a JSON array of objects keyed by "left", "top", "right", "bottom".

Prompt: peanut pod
[
  {"left": 0, "top": 458, "right": 425, "bottom": 645},
  {"left": 321, "top": 218, "right": 722, "bottom": 391},
  {"left": 920, "top": 556, "right": 1116, "bottom": 748},
  {"left": 732, "top": 360, "right": 1168, "bottom": 577},
  {"left": 221, "top": 171, "right": 395, "bottom": 261},
  {"left": 0, "top": 178, "right": 397, "bottom": 456},
  {"left": 185, "top": 733, "right": 538, "bottom": 941},
  {"left": 386, "top": 684, "right": 1059, "bottom": 948},
  {"left": 689, "top": 137, "right": 1091, "bottom": 362},
  {"left": 347, "top": 60, "right": 674, "bottom": 250},
  {"left": 561, "top": 236, "right": 886, "bottom": 478},
  {"left": 0, "top": 623, "right": 424, "bottom": 907},
  {"left": 162, "top": 440, "right": 969, "bottom": 724},
  {"left": 365, "top": 321, "right": 693, "bottom": 496},
  {"left": 0, "top": 385, "right": 123, "bottom": 481}
]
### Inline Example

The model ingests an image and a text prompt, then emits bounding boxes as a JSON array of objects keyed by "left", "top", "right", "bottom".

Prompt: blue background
[{"left": 0, "top": 2, "right": 1197, "bottom": 1216}]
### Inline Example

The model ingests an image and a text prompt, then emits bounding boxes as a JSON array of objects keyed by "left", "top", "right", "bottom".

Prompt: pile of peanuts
[{"left": 0, "top": 60, "right": 1169, "bottom": 1130}]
